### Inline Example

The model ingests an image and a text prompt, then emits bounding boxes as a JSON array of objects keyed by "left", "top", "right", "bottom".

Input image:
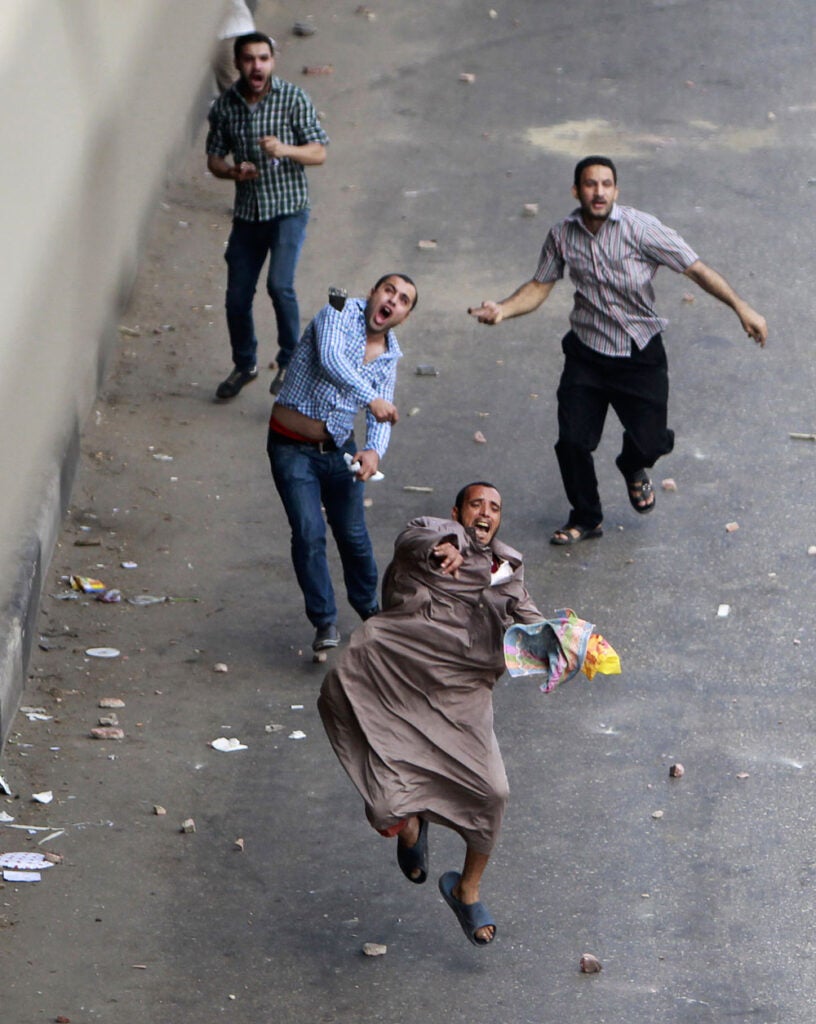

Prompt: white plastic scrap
[{"left": 211, "top": 737, "right": 248, "bottom": 752}]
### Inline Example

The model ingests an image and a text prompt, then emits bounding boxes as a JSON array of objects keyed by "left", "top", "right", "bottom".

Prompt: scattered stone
[
  {"left": 661, "top": 478, "right": 677, "bottom": 491},
  {"left": 32, "top": 792, "right": 53, "bottom": 804},
  {"left": 808, "top": 545, "right": 816, "bottom": 556},
  {"left": 213, "top": 663, "right": 229, "bottom": 673},
  {"left": 735, "top": 772, "right": 750, "bottom": 780},
  {"left": 42, "top": 852, "right": 63, "bottom": 864},
  {"left": 459, "top": 72, "right": 476, "bottom": 83},
  {"left": 180, "top": 818, "right": 196, "bottom": 833},
  {"left": 417, "top": 239, "right": 438, "bottom": 249},
  {"left": 292, "top": 21, "right": 316, "bottom": 36},
  {"left": 313, "top": 651, "right": 328, "bottom": 664},
  {"left": 651, "top": 809, "right": 664, "bottom": 819},
  {"left": 681, "top": 292, "right": 695, "bottom": 303},
  {"left": 522, "top": 203, "right": 539, "bottom": 216},
  {"left": 303, "top": 64, "right": 334, "bottom": 75},
  {"left": 90, "top": 727, "right": 125, "bottom": 740},
  {"left": 717, "top": 604, "right": 730, "bottom": 618},
  {"left": 725, "top": 521, "right": 739, "bottom": 533},
  {"left": 669, "top": 763, "right": 685, "bottom": 778},
  {"left": 415, "top": 365, "right": 439, "bottom": 376},
  {"left": 579, "top": 953, "right": 602, "bottom": 973},
  {"left": 265, "top": 723, "right": 284, "bottom": 733},
  {"left": 355, "top": 4, "right": 376, "bottom": 18},
  {"left": 362, "top": 942, "right": 388, "bottom": 957},
  {"left": 408, "top": 406, "right": 421, "bottom": 416},
  {"left": 99, "top": 698, "right": 125, "bottom": 709},
  {"left": 118, "top": 325, "right": 141, "bottom": 337},
  {"left": 489, "top": 9, "right": 498, "bottom": 18},
  {"left": 473, "top": 431, "right": 487, "bottom": 444},
  {"left": 403, "top": 485, "right": 434, "bottom": 493},
  {"left": 153, "top": 805, "right": 167, "bottom": 816},
  {"left": 288, "top": 730, "right": 307, "bottom": 740},
  {"left": 234, "top": 837, "right": 245, "bottom": 852}
]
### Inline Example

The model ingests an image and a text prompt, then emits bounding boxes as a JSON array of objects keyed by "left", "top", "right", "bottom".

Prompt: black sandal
[
  {"left": 625, "top": 469, "right": 655, "bottom": 514},
  {"left": 550, "top": 523, "right": 604, "bottom": 546}
]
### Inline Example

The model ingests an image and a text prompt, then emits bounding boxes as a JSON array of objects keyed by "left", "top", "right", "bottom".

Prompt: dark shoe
[
  {"left": 550, "top": 523, "right": 604, "bottom": 546},
  {"left": 215, "top": 366, "right": 258, "bottom": 399},
  {"left": 624, "top": 468, "right": 656, "bottom": 514},
  {"left": 269, "top": 366, "right": 287, "bottom": 395},
  {"left": 359, "top": 605, "right": 380, "bottom": 621},
  {"left": 313, "top": 623, "right": 340, "bottom": 651},
  {"left": 397, "top": 817, "right": 429, "bottom": 884}
]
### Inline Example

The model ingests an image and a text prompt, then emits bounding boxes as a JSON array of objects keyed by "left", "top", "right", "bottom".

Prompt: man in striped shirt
[
  {"left": 470, "top": 156, "right": 767, "bottom": 545},
  {"left": 268, "top": 274, "right": 417, "bottom": 653},
  {"left": 206, "top": 32, "right": 329, "bottom": 400}
]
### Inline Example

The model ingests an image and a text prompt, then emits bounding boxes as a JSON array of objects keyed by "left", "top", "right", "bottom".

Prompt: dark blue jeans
[
  {"left": 224, "top": 211, "right": 309, "bottom": 372},
  {"left": 267, "top": 432, "right": 378, "bottom": 627}
]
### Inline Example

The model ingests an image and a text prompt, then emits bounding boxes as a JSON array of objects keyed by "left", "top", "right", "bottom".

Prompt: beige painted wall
[{"left": 0, "top": 0, "right": 229, "bottom": 742}]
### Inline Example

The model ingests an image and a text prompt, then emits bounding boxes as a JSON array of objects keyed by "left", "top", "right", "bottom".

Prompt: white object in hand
[{"left": 344, "top": 452, "right": 384, "bottom": 481}]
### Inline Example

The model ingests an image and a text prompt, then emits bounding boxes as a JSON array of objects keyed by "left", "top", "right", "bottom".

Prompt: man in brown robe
[{"left": 318, "top": 482, "right": 543, "bottom": 946}]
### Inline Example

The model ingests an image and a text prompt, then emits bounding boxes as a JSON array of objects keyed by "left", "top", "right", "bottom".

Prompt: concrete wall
[{"left": 0, "top": 0, "right": 229, "bottom": 745}]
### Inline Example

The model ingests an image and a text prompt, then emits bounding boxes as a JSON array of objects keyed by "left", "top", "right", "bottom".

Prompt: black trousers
[{"left": 554, "top": 330, "right": 675, "bottom": 528}]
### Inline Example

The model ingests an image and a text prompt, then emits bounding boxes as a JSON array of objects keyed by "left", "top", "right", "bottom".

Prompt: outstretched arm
[
  {"left": 468, "top": 279, "right": 555, "bottom": 325},
  {"left": 683, "top": 259, "right": 767, "bottom": 346}
]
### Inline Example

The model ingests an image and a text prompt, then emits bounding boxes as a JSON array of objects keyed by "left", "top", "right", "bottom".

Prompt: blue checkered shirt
[
  {"left": 276, "top": 299, "right": 403, "bottom": 457},
  {"left": 206, "top": 76, "right": 329, "bottom": 220},
  {"left": 534, "top": 204, "right": 698, "bottom": 356}
]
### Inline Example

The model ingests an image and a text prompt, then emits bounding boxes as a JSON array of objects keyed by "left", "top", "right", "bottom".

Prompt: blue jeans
[
  {"left": 224, "top": 211, "right": 309, "bottom": 372},
  {"left": 267, "top": 432, "right": 379, "bottom": 627}
]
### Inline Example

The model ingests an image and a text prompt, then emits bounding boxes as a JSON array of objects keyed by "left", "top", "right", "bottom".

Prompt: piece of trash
[
  {"left": 489, "top": 8, "right": 498, "bottom": 17},
  {"left": 211, "top": 737, "right": 248, "bottom": 752},
  {"left": 725, "top": 522, "right": 739, "bottom": 533},
  {"left": 288, "top": 730, "right": 307, "bottom": 740},
  {"left": 459, "top": 72, "right": 476, "bottom": 83},
  {"left": 233, "top": 837, "right": 245, "bottom": 852},
  {"left": 292, "top": 20, "right": 316, "bottom": 35},
  {"left": 22, "top": 710, "right": 52, "bottom": 722},
  {"left": 153, "top": 805, "right": 167, "bottom": 816},
  {"left": 99, "top": 698, "right": 125, "bottom": 708},
  {"left": 473, "top": 431, "right": 487, "bottom": 444},
  {"left": 415, "top": 365, "right": 439, "bottom": 376},
  {"left": 363, "top": 496, "right": 373, "bottom": 508},
  {"left": 180, "top": 819, "right": 196, "bottom": 833},
  {"left": 3, "top": 869, "right": 41, "bottom": 882},
  {"left": 91, "top": 726, "right": 125, "bottom": 740},
  {"left": 291, "top": 704, "right": 304, "bottom": 710},
  {"left": 41, "top": 850, "right": 63, "bottom": 862},
  {"left": 735, "top": 772, "right": 750, "bottom": 780},
  {"left": 328, "top": 285, "right": 347, "bottom": 311},
  {"left": 651, "top": 809, "right": 664, "bottom": 819},
  {"left": 96, "top": 589, "right": 122, "bottom": 603},
  {"left": 302, "top": 64, "right": 334, "bottom": 75},
  {"left": 0, "top": 852, "right": 56, "bottom": 871},
  {"left": 0, "top": 774, "right": 11, "bottom": 795},
  {"left": 0, "top": 811, "right": 15, "bottom": 822},
  {"left": 362, "top": 942, "right": 387, "bottom": 957},
  {"left": 98, "top": 714, "right": 119, "bottom": 727},
  {"left": 32, "top": 791, "right": 53, "bottom": 804},
  {"left": 118, "top": 325, "right": 141, "bottom": 337},
  {"left": 417, "top": 239, "right": 438, "bottom": 249},
  {"left": 70, "top": 575, "right": 106, "bottom": 594},
  {"left": 661, "top": 478, "right": 677, "bottom": 491},
  {"left": 343, "top": 452, "right": 384, "bottom": 482},
  {"left": 121, "top": 561, "right": 138, "bottom": 569},
  {"left": 213, "top": 663, "right": 229, "bottom": 673},
  {"left": 669, "top": 763, "right": 685, "bottom": 778},
  {"left": 86, "top": 647, "right": 121, "bottom": 658},
  {"left": 127, "top": 594, "right": 167, "bottom": 606},
  {"left": 789, "top": 432, "right": 816, "bottom": 441},
  {"left": 408, "top": 406, "right": 421, "bottom": 416},
  {"left": 808, "top": 545, "right": 816, "bottom": 556},
  {"left": 403, "top": 485, "right": 434, "bottom": 493},
  {"left": 579, "top": 953, "right": 602, "bottom": 973},
  {"left": 313, "top": 651, "right": 328, "bottom": 664},
  {"left": 522, "top": 203, "right": 539, "bottom": 217},
  {"left": 152, "top": 453, "right": 173, "bottom": 462},
  {"left": 265, "top": 723, "right": 284, "bottom": 733},
  {"left": 717, "top": 604, "right": 730, "bottom": 618}
]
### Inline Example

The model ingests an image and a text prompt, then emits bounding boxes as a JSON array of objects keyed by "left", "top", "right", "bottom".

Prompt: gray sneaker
[
  {"left": 216, "top": 366, "right": 258, "bottom": 399},
  {"left": 269, "top": 366, "right": 287, "bottom": 395},
  {"left": 313, "top": 623, "right": 340, "bottom": 651}
]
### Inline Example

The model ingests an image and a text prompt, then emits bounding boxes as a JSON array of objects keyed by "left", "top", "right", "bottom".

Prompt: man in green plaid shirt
[{"left": 206, "top": 32, "right": 329, "bottom": 400}]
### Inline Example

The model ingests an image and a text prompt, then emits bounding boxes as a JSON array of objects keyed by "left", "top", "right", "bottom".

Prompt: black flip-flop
[
  {"left": 550, "top": 523, "right": 604, "bottom": 546},
  {"left": 438, "top": 870, "right": 496, "bottom": 947},
  {"left": 397, "top": 817, "right": 429, "bottom": 884},
  {"left": 625, "top": 469, "right": 655, "bottom": 514}
]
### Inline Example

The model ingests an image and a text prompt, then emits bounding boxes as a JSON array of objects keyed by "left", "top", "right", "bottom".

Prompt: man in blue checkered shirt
[
  {"left": 267, "top": 274, "right": 418, "bottom": 653},
  {"left": 206, "top": 32, "right": 329, "bottom": 400}
]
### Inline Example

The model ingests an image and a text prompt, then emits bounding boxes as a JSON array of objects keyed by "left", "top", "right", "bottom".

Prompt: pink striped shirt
[{"left": 534, "top": 204, "right": 698, "bottom": 357}]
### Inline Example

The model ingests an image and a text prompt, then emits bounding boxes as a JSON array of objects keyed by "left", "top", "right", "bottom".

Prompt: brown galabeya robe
[{"left": 318, "top": 517, "right": 542, "bottom": 855}]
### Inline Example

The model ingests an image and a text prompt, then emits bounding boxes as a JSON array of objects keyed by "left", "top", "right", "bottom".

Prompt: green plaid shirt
[{"left": 206, "top": 76, "right": 329, "bottom": 221}]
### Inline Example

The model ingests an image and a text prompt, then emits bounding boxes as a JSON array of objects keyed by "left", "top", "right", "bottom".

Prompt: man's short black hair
[
  {"left": 454, "top": 481, "right": 500, "bottom": 516},
  {"left": 373, "top": 273, "right": 419, "bottom": 310},
  {"left": 234, "top": 31, "right": 275, "bottom": 61},
  {"left": 573, "top": 155, "right": 618, "bottom": 188}
]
